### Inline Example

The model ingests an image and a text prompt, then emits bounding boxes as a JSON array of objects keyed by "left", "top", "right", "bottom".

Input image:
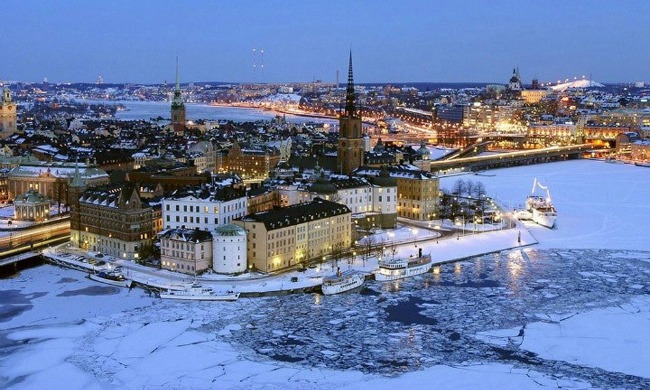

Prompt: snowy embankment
[{"left": 2, "top": 160, "right": 650, "bottom": 389}]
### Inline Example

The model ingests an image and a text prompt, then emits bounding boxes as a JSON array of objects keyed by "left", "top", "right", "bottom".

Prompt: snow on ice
[{"left": 1, "top": 160, "right": 650, "bottom": 389}]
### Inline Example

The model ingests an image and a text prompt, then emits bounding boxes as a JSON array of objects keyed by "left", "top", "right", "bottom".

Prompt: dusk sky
[{"left": 2, "top": 1, "right": 649, "bottom": 84}]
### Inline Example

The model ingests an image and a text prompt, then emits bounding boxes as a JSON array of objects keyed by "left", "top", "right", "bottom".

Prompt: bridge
[
  {"left": 0, "top": 217, "right": 70, "bottom": 275},
  {"left": 428, "top": 144, "right": 610, "bottom": 173}
]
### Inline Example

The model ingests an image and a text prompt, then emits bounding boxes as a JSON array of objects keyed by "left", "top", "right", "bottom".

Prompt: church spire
[
  {"left": 344, "top": 51, "right": 356, "bottom": 117},
  {"left": 175, "top": 56, "right": 180, "bottom": 91},
  {"left": 70, "top": 159, "right": 85, "bottom": 188}
]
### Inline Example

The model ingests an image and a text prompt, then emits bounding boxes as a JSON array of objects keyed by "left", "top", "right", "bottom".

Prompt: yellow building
[
  {"left": 355, "top": 166, "right": 440, "bottom": 221},
  {"left": 234, "top": 198, "right": 351, "bottom": 272}
]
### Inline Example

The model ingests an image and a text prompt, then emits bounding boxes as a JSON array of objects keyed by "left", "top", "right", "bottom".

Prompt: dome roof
[
  {"left": 309, "top": 175, "right": 337, "bottom": 194},
  {"left": 214, "top": 223, "right": 246, "bottom": 236},
  {"left": 416, "top": 142, "right": 429, "bottom": 156}
]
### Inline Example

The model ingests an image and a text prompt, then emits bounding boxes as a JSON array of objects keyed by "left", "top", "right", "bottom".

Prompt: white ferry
[
  {"left": 89, "top": 270, "right": 133, "bottom": 288},
  {"left": 160, "top": 282, "right": 240, "bottom": 301},
  {"left": 524, "top": 178, "right": 557, "bottom": 229},
  {"left": 321, "top": 268, "right": 365, "bottom": 295},
  {"left": 375, "top": 250, "right": 432, "bottom": 281}
]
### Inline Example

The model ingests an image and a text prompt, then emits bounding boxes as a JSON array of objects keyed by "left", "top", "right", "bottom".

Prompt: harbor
[{"left": 35, "top": 216, "right": 537, "bottom": 298}]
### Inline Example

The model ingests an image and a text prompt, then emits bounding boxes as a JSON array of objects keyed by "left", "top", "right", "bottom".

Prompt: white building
[
  {"left": 14, "top": 189, "right": 50, "bottom": 222},
  {"left": 159, "top": 228, "right": 213, "bottom": 275},
  {"left": 212, "top": 224, "right": 247, "bottom": 274},
  {"left": 307, "top": 168, "right": 398, "bottom": 229},
  {"left": 162, "top": 185, "right": 248, "bottom": 232}
]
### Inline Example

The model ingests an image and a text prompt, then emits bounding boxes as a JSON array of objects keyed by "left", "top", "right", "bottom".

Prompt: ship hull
[
  {"left": 532, "top": 208, "right": 557, "bottom": 228},
  {"left": 375, "top": 259, "right": 432, "bottom": 281},
  {"left": 89, "top": 273, "right": 132, "bottom": 288},
  {"left": 159, "top": 291, "right": 240, "bottom": 301},
  {"left": 321, "top": 274, "right": 365, "bottom": 295}
]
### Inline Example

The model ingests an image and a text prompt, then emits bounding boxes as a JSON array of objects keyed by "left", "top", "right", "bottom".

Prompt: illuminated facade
[
  {"left": 160, "top": 228, "right": 213, "bottom": 274},
  {"left": 234, "top": 198, "right": 351, "bottom": 272},
  {"left": 14, "top": 189, "right": 49, "bottom": 222},
  {"left": 71, "top": 183, "right": 159, "bottom": 260},
  {"left": 162, "top": 185, "right": 247, "bottom": 231},
  {"left": 219, "top": 141, "right": 281, "bottom": 180},
  {"left": 354, "top": 166, "right": 440, "bottom": 221}
]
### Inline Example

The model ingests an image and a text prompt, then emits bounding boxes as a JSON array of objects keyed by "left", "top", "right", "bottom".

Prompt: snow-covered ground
[{"left": 1, "top": 159, "right": 650, "bottom": 389}]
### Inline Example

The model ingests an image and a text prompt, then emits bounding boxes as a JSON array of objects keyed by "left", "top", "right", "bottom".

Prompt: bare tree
[
  {"left": 452, "top": 179, "right": 466, "bottom": 196},
  {"left": 465, "top": 179, "right": 475, "bottom": 197},
  {"left": 362, "top": 235, "right": 375, "bottom": 266},
  {"left": 473, "top": 181, "right": 487, "bottom": 198}
]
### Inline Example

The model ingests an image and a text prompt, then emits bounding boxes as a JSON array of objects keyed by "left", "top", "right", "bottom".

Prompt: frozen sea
[
  {"left": 94, "top": 99, "right": 337, "bottom": 125},
  {"left": 1, "top": 160, "right": 650, "bottom": 389}
]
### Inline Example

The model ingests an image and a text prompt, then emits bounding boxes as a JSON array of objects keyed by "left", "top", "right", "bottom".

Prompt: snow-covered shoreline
[{"left": 2, "top": 159, "right": 650, "bottom": 389}]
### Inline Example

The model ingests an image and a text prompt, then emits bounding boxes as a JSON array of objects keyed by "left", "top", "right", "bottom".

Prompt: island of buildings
[{"left": 1, "top": 55, "right": 649, "bottom": 277}]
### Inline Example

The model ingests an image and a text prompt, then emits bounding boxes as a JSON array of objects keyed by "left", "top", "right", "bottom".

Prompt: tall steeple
[
  {"left": 337, "top": 51, "right": 364, "bottom": 175},
  {"left": 171, "top": 57, "right": 186, "bottom": 133},
  {"left": 175, "top": 56, "right": 180, "bottom": 92},
  {"left": 344, "top": 51, "right": 356, "bottom": 117}
]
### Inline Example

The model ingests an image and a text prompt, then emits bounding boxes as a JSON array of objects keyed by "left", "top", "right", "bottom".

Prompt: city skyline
[{"left": 2, "top": 1, "right": 650, "bottom": 84}]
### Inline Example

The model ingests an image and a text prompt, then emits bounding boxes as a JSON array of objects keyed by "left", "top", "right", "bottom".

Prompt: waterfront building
[
  {"left": 630, "top": 140, "right": 650, "bottom": 162},
  {"left": 355, "top": 165, "right": 440, "bottom": 221},
  {"left": 579, "top": 123, "right": 635, "bottom": 147},
  {"left": 337, "top": 52, "right": 364, "bottom": 174},
  {"left": 71, "top": 183, "right": 159, "bottom": 260},
  {"left": 212, "top": 223, "right": 247, "bottom": 274},
  {"left": 0, "top": 87, "right": 17, "bottom": 139},
  {"left": 13, "top": 189, "right": 49, "bottom": 222},
  {"left": 171, "top": 58, "right": 186, "bottom": 134},
  {"left": 162, "top": 184, "right": 247, "bottom": 231},
  {"left": 234, "top": 198, "right": 351, "bottom": 272},
  {"left": 160, "top": 228, "right": 213, "bottom": 274},
  {"left": 526, "top": 124, "right": 577, "bottom": 146}
]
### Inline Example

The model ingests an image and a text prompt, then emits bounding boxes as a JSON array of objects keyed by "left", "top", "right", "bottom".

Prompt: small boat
[
  {"left": 375, "top": 249, "right": 432, "bottom": 281},
  {"left": 89, "top": 270, "right": 133, "bottom": 288},
  {"left": 321, "top": 268, "right": 365, "bottom": 295},
  {"left": 524, "top": 178, "right": 557, "bottom": 229},
  {"left": 160, "top": 282, "right": 240, "bottom": 301},
  {"left": 634, "top": 161, "right": 650, "bottom": 168}
]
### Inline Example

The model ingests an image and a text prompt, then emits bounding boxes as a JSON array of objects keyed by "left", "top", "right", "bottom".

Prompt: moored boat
[
  {"left": 634, "top": 161, "right": 650, "bottom": 168},
  {"left": 524, "top": 178, "right": 557, "bottom": 229},
  {"left": 160, "top": 282, "right": 240, "bottom": 301},
  {"left": 321, "top": 268, "right": 365, "bottom": 295},
  {"left": 375, "top": 249, "right": 432, "bottom": 281},
  {"left": 89, "top": 270, "right": 133, "bottom": 288}
]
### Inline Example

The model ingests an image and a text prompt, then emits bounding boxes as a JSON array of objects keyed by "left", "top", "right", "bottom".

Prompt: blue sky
[{"left": 2, "top": 1, "right": 649, "bottom": 84}]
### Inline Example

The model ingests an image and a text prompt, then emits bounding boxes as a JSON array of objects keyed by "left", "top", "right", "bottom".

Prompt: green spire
[
  {"left": 70, "top": 159, "right": 85, "bottom": 187},
  {"left": 172, "top": 57, "right": 184, "bottom": 108}
]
